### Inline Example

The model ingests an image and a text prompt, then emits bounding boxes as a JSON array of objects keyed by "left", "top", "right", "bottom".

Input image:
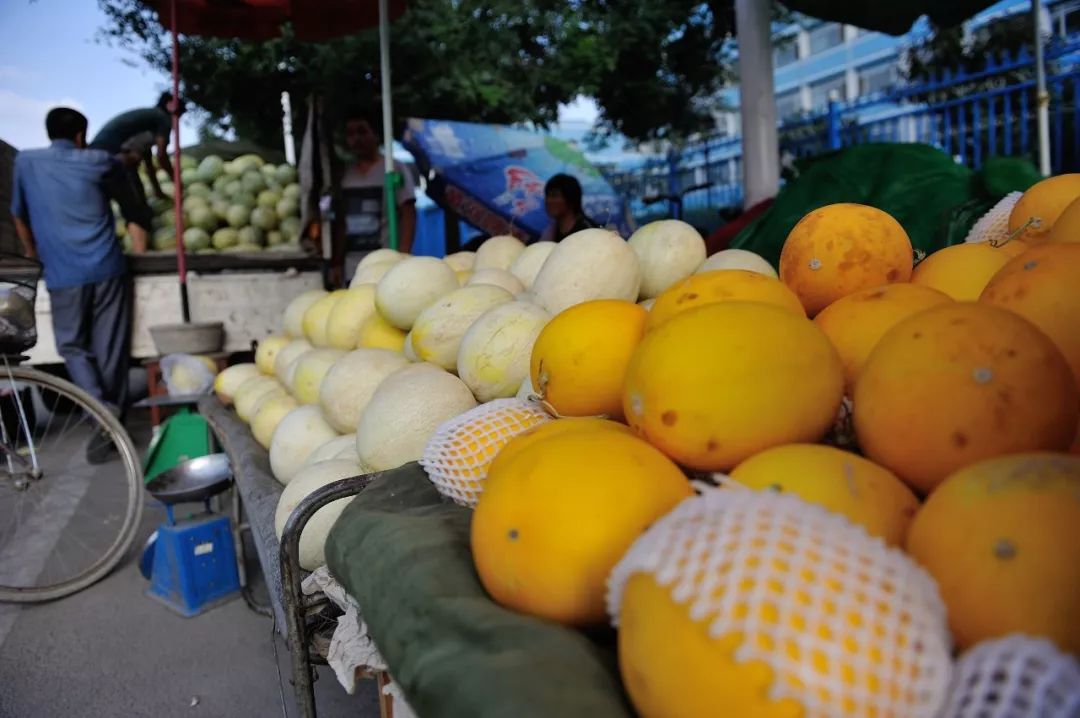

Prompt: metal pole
[
  {"left": 735, "top": 0, "right": 780, "bottom": 208},
  {"left": 170, "top": 0, "right": 190, "bottom": 322},
  {"left": 378, "top": 0, "right": 401, "bottom": 250},
  {"left": 281, "top": 91, "right": 296, "bottom": 166},
  {"left": 1032, "top": 0, "right": 1051, "bottom": 175}
]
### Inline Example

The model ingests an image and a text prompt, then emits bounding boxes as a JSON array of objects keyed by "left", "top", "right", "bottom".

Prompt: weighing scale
[{"left": 142, "top": 454, "right": 241, "bottom": 617}]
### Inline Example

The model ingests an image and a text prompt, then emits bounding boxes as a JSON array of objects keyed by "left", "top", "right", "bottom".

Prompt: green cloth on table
[
  {"left": 730, "top": 144, "right": 1041, "bottom": 267},
  {"left": 325, "top": 463, "right": 632, "bottom": 718}
]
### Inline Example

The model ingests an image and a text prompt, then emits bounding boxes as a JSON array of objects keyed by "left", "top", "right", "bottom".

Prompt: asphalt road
[{"left": 0, "top": 415, "right": 379, "bottom": 718}]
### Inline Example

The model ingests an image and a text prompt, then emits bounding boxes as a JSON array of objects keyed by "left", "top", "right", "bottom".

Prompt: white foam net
[
  {"left": 939, "top": 635, "right": 1080, "bottom": 718},
  {"left": 419, "top": 398, "right": 552, "bottom": 508},
  {"left": 964, "top": 192, "right": 1023, "bottom": 245},
  {"left": 608, "top": 488, "right": 953, "bottom": 718}
]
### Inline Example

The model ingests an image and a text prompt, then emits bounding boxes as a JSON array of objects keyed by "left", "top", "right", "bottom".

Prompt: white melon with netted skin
[
  {"left": 940, "top": 635, "right": 1079, "bottom": 718},
  {"left": 213, "top": 363, "right": 260, "bottom": 404},
  {"left": 607, "top": 488, "right": 953, "bottom": 718},
  {"left": 420, "top": 398, "right": 551, "bottom": 507},
  {"left": 355, "top": 366, "right": 477, "bottom": 471},
  {"left": 356, "top": 248, "right": 402, "bottom": 271},
  {"left": 629, "top": 220, "right": 707, "bottom": 298},
  {"left": 273, "top": 339, "right": 313, "bottom": 383},
  {"left": 288, "top": 348, "right": 346, "bottom": 404},
  {"left": 696, "top": 248, "right": 778, "bottom": 278},
  {"left": 303, "top": 434, "right": 369, "bottom": 470},
  {"left": 269, "top": 405, "right": 339, "bottom": 485},
  {"left": 274, "top": 459, "right": 364, "bottom": 570},
  {"left": 283, "top": 289, "right": 327, "bottom": 337},
  {"left": 410, "top": 284, "right": 514, "bottom": 370},
  {"left": 443, "top": 251, "right": 476, "bottom": 272},
  {"left": 474, "top": 235, "right": 525, "bottom": 271},
  {"left": 234, "top": 375, "right": 283, "bottom": 422},
  {"left": 509, "top": 241, "right": 556, "bottom": 289},
  {"left": 466, "top": 268, "right": 524, "bottom": 296},
  {"left": 318, "top": 349, "right": 410, "bottom": 433},
  {"left": 350, "top": 260, "right": 398, "bottom": 287},
  {"left": 375, "top": 256, "right": 460, "bottom": 330},
  {"left": 531, "top": 229, "right": 641, "bottom": 315},
  {"left": 456, "top": 301, "right": 550, "bottom": 402}
]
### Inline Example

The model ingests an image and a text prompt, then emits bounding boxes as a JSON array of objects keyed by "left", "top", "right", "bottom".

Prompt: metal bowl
[
  {"left": 149, "top": 321, "right": 224, "bottom": 355},
  {"left": 146, "top": 453, "right": 233, "bottom": 505}
]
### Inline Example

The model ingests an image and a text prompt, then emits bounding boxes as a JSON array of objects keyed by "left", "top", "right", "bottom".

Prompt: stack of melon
[{"left": 218, "top": 179, "right": 1080, "bottom": 717}]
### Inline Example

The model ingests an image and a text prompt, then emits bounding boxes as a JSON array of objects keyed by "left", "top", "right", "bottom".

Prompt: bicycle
[{"left": 0, "top": 255, "right": 143, "bottom": 602}]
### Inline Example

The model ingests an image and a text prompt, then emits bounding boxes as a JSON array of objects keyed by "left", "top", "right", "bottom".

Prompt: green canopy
[{"left": 781, "top": 1, "right": 1003, "bottom": 35}]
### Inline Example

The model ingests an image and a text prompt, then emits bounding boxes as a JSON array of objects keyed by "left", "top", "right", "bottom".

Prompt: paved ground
[{"left": 0, "top": 408, "right": 380, "bottom": 718}]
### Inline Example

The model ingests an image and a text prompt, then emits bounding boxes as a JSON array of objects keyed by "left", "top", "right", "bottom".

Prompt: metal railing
[{"left": 608, "top": 36, "right": 1080, "bottom": 223}]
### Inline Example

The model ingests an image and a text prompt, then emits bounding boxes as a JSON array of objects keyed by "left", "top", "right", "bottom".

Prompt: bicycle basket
[{"left": 0, "top": 253, "right": 41, "bottom": 354}]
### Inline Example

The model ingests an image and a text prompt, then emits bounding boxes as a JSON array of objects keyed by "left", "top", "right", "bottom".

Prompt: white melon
[
  {"left": 350, "top": 260, "right": 398, "bottom": 287},
  {"left": 443, "top": 251, "right": 476, "bottom": 272},
  {"left": 696, "top": 248, "right": 778, "bottom": 278},
  {"left": 356, "top": 248, "right": 402, "bottom": 270},
  {"left": 269, "top": 405, "right": 339, "bottom": 484},
  {"left": 454, "top": 269, "right": 472, "bottom": 286},
  {"left": 410, "top": 285, "right": 514, "bottom": 370},
  {"left": 335, "top": 442, "right": 362, "bottom": 464},
  {"left": 283, "top": 289, "right": 327, "bottom": 337},
  {"left": 302, "top": 434, "right": 365, "bottom": 469},
  {"left": 508, "top": 241, "right": 556, "bottom": 289},
  {"left": 403, "top": 331, "right": 418, "bottom": 361},
  {"left": 628, "top": 220, "right": 707, "bottom": 298},
  {"left": 474, "top": 235, "right": 525, "bottom": 271},
  {"left": 456, "top": 301, "right": 550, "bottom": 402},
  {"left": 374, "top": 256, "right": 459, "bottom": 330},
  {"left": 234, "top": 375, "right": 283, "bottom": 422},
  {"left": 302, "top": 290, "right": 347, "bottom": 346},
  {"left": 355, "top": 366, "right": 477, "bottom": 471},
  {"left": 318, "top": 349, "right": 410, "bottom": 433},
  {"left": 255, "top": 335, "right": 291, "bottom": 375},
  {"left": 325, "top": 284, "right": 378, "bottom": 350},
  {"left": 274, "top": 338, "right": 313, "bottom": 383},
  {"left": 213, "top": 363, "right": 260, "bottom": 404},
  {"left": 530, "top": 228, "right": 641, "bottom": 315},
  {"left": 274, "top": 460, "right": 363, "bottom": 570},
  {"left": 251, "top": 393, "right": 300, "bottom": 448},
  {"left": 288, "top": 348, "right": 347, "bottom": 404},
  {"left": 466, "top": 268, "right": 524, "bottom": 295},
  {"left": 247, "top": 387, "right": 288, "bottom": 428}
]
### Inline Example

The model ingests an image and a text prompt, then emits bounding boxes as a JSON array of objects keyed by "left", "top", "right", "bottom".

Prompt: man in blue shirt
[{"left": 10, "top": 107, "right": 147, "bottom": 460}]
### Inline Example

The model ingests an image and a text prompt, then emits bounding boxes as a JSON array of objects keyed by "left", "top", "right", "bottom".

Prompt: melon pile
[
  {"left": 114, "top": 152, "right": 304, "bottom": 254},
  {"left": 219, "top": 190, "right": 1080, "bottom": 716}
]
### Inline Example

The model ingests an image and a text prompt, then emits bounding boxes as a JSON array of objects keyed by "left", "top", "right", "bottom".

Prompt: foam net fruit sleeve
[
  {"left": 607, "top": 488, "right": 954, "bottom": 718},
  {"left": 939, "top": 634, "right": 1080, "bottom": 718},
  {"left": 420, "top": 398, "right": 552, "bottom": 508},
  {"left": 964, "top": 192, "right": 1023, "bottom": 245}
]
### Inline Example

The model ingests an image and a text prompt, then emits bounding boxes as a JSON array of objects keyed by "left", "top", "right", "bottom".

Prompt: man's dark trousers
[{"left": 49, "top": 275, "right": 131, "bottom": 419}]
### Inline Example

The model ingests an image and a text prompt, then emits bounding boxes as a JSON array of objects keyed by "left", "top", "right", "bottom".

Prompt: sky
[{"left": 0, "top": 1, "right": 608, "bottom": 158}]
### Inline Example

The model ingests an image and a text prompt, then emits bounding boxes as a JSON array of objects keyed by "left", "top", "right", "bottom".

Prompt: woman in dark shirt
[{"left": 539, "top": 173, "right": 596, "bottom": 242}]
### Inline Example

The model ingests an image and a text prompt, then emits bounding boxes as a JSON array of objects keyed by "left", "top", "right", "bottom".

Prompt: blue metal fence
[{"left": 609, "top": 36, "right": 1080, "bottom": 226}]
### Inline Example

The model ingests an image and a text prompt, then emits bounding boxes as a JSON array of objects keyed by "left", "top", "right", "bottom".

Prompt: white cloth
[{"left": 301, "top": 567, "right": 418, "bottom": 718}]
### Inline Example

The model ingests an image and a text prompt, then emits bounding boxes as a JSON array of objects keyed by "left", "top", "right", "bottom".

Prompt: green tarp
[
  {"left": 781, "top": 1, "right": 1001, "bottom": 35},
  {"left": 325, "top": 464, "right": 631, "bottom": 718},
  {"left": 729, "top": 143, "right": 1042, "bottom": 267}
]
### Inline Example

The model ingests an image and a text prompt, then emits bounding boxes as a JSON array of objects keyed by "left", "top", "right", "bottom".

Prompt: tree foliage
[{"left": 97, "top": 0, "right": 773, "bottom": 147}]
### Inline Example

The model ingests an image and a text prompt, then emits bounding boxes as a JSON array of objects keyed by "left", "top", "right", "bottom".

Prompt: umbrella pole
[
  {"left": 170, "top": 0, "right": 190, "bottom": 321},
  {"left": 735, "top": 0, "right": 780, "bottom": 208},
  {"left": 1032, "top": 0, "right": 1051, "bottom": 175},
  {"left": 378, "top": 0, "right": 401, "bottom": 251}
]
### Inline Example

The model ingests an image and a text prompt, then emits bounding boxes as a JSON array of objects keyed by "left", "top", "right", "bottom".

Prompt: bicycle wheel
[{"left": 0, "top": 365, "right": 143, "bottom": 602}]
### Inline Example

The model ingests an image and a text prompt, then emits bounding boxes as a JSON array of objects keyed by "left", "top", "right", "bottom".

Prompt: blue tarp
[{"left": 402, "top": 118, "right": 633, "bottom": 242}]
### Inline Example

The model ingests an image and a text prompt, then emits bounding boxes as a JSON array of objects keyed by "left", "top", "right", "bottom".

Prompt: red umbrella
[{"left": 145, "top": 0, "right": 407, "bottom": 319}]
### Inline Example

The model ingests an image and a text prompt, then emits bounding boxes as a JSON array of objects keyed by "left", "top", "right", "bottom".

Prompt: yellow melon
[
  {"left": 487, "top": 417, "right": 635, "bottom": 479},
  {"left": 854, "top": 303, "right": 1079, "bottom": 494},
  {"left": 730, "top": 443, "right": 918, "bottom": 546},
  {"left": 255, "top": 335, "right": 292, "bottom": 375},
  {"left": 1046, "top": 194, "right": 1080, "bottom": 243},
  {"left": 813, "top": 283, "right": 953, "bottom": 393},
  {"left": 325, "top": 284, "right": 377, "bottom": 350},
  {"left": 282, "top": 289, "right": 327, "bottom": 338},
  {"left": 251, "top": 393, "right": 300, "bottom": 448},
  {"left": 624, "top": 302, "right": 844, "bottom": 471},
  {"left": 911, "top": 241, "right": 1028, "bottom": 301},
  {"left": 1008, "top": 173, "right": 1080, "bottom": 244},
  {"left": 646, "top": 269, "right": 805, "bottom": 331},
  {"left": 356, "top": 312, "right": 407, "bottom": 353},
  {"left": 980, "top": 243, "right": 1080, "bottom": 391},
  {"left": 779, "top": 203, "right": 913, "bottom": 316},
  {"left": 472, "top": 428, "right": 691, "bottom": 625},
  {"left": 302, "top": 289, "right": 348, "bottom": 347},
  {"left": 530, "top": 300, "right": 646, "bottom": 420},
  {"left": 906, "top": 453, "right": 1080, "bottom": 653}
]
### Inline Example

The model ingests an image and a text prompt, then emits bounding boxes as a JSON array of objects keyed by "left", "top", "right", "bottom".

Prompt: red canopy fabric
[{"left": 147, "top": 0, "right": 407, "bottom": 42}]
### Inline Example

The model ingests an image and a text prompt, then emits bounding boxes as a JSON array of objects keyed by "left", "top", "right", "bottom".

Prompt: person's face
[
  {"left": 345, "top": 119, "right": 378, "bottom": 159},
  {"left": 545, "top": 190, "right": 569, "bottom": 220}
]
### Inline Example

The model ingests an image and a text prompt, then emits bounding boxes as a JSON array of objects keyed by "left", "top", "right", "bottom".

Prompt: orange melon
[
  {"left": 1008, "top": 173, "right": 1080, "bottom": 244},
  {"left": 911, "top": 240, "right": 1028, "bottom": 301},
  {"left": 646, "top": 269, "right": 804, "bottom": 331},
  {"left": 1046, "top": 194, "right": 1080, "bottom": 243}
]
